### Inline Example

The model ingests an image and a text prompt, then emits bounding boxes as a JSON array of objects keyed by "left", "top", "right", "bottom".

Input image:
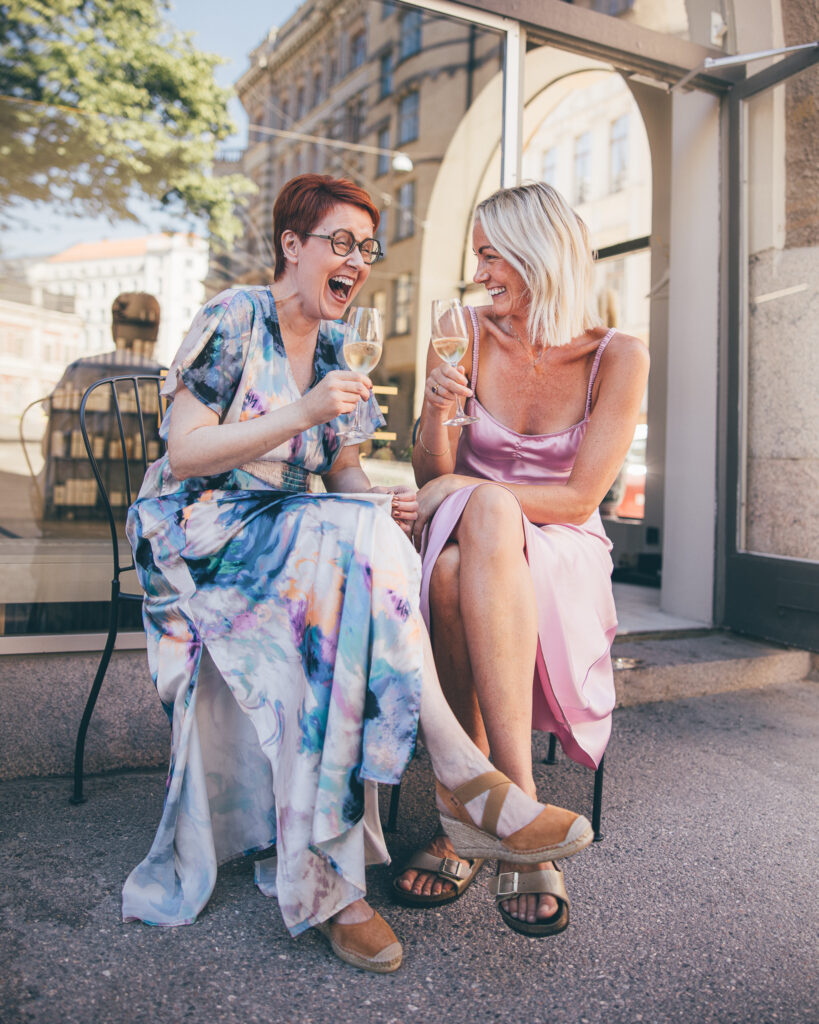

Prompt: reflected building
[
  {"left": 26, "top": 233, "right": 209, "bottom": 368},
  {"left": 227, "top": 0, "right": 505, "bottom": 450}
]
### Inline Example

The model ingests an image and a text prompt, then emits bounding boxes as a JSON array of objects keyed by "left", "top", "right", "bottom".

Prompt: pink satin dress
[{"left": 420, "top": 313, "right": 617, "bottom": 769}]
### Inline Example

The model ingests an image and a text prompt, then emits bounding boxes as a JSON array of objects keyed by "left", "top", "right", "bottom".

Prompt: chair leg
[
  {"left": 543, "top": 732, "right": 558, "bottom": 765},
  {"left": 592, "top": 754, "right": 605, "bottom": 842},
  {"left": 70, "top": 582, "right": 120, "bottom": 804},
  {"left": 386, "top": 782, "right": 401, "bottom": 832}
]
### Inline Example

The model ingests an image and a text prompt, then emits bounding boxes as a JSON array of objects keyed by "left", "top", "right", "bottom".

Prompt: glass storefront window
[
  {"left": 739, "top": 63, "right": 819, "bottom": 561},
  {"left": 0, "top": 0, "right": 508, "bottom": 636}
]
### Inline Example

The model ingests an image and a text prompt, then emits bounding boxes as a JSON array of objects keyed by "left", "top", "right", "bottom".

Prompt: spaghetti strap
[
  {"left": 466, "top": 306, "right": 480, "bottom": 393},
  {"left": 585, "top": 328, "right": 616, "bottom": 417}
]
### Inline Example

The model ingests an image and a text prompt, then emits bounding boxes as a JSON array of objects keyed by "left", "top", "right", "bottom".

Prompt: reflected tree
[{"left": 0, "top": 0, "right": 254, "bottom": 245}]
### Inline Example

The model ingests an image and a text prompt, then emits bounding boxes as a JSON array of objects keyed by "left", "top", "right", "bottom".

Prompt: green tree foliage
[{"left": 0, "top": 0, "right": 254, "bottom": 245}]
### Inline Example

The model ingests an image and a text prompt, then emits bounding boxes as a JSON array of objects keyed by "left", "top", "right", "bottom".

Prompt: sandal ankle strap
[{"left": 439, "top": 770, "right": 512, "bottom": 834}]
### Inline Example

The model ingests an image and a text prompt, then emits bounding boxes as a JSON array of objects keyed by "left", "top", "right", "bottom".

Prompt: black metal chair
[
  {"left": 386, "top": 737, "right": 605, "bottom": 841},
  {"left": 69, "top": 374, "right": 166, "bottom": 804}
]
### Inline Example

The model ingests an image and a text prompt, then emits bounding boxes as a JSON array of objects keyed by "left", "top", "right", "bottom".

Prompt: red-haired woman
[{"left": 123, "top": 176, "right": 594, "bottom": 971}]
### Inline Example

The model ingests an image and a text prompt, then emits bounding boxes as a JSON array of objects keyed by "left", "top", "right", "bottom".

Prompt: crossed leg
[{"left": 395, "top": 484, "right": 560, "bottom": 924}]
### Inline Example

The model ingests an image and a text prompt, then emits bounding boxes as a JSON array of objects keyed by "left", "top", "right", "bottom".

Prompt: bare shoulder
[{"left": 599, "top": 329, "right": 650, "bottom": 376}]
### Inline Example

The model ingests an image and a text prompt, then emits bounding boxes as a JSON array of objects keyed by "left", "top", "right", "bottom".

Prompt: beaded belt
[{"left": 240, "top": 460, "right": 312, "bottom": 493}]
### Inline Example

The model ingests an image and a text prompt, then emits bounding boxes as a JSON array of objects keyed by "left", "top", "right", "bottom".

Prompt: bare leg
[
  {"left": 398, "top": 485, "right": 559, "bottom": 922},
  {"left": 457, "top": 486, "right": 558, "bottom": 923},
  {"left": 397, "top": 543, "right": 486, "bottom": 900}
]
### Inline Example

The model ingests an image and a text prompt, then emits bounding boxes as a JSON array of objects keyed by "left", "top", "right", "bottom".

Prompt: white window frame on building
[
  {"left": 395, "top": 181, "right": 416, "bottom": 240},
  {"left": 376, "top": 124, "right": 391, "bottom": 176},
  {"left": 379, "top": 50, "right": 393, "bottom": 98},
  {"left": 350, "top": 29, "right": 367, "bottom": 71},
  {"left": 393, "top": 272, "right": 413, "bottom": 335},
  {"left": 541, "top": 145, "right": 557, "bottom": 186},
  {"left": 376, "top": 206, "right": 389, "bottom": 253},
  {"left": 609, "top": 113, "right": 629, "bottom": 192},
  {"left": 397, "top": 91, "right": 420, "bottom": 145},
  {"left": 573, "top": 131, "right": 592, "bottom": 204},
  {"left": 399, "top": 8, "right": 423, "bottom": 60}
]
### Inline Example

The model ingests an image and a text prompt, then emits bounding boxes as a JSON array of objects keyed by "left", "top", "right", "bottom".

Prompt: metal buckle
[
  {"left": 439, "top": 857, "right": 467, "bottom": 880},
  {"left": 495, "top": 871, "right": 519, "bottom": 897}
]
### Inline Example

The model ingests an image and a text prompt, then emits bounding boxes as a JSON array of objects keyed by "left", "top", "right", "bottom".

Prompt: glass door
[{"left": 723, "top": 46, "right": 819, "bottom": 648}]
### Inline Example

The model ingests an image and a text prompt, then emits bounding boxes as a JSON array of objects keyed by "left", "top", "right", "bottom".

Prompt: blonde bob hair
[{"left": 475, "top": 181, "right": 601, "bottom": 348}]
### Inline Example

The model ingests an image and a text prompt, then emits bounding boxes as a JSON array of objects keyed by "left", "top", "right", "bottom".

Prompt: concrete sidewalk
[{"left": 1, "top": 680, "right": 817, "bottom": 1024}]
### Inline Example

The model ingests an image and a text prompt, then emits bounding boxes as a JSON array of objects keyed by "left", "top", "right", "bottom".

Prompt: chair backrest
[{"left": 79, "top": 375, "right": 167, "bottom": 580}]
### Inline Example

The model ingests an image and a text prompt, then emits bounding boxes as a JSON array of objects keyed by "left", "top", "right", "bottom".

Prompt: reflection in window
[
  {"left": 393, "top": 272, "right": 413, "bottom": 335},
  {"left": 573, "top": 131, "right": 592, "bottom": 204},
  {"left": 609, "top": 114, "right": 628, "bottom": 193},
  {"left": 372, "top": 289, "right": 387, "bottom": 325},
  {"left": 350, "top": 30, "right": 366, "bottom": 71},
  {"left": 397, "top": 91, "right": 419, "bottom": 145},
  {"left": 347, "top": 99, "right": 365, "bottom": 144},
  {"left": 541, "top": 146, "right": 557, "bottom": 186},
  {"left": 396, "top": 181, "right": 415, "bottom": 240},
  {"left": 400, "top": 10, "right": 422, "bottom": 59},
  {"left": 376, "top": 208, "right": 389, "bottom": 253},
  {"left": 379, "top": 52, "right": 392, "bottom": 99},
  {"left": 376, "top": 125, "right": 391, "bottom": 176}
]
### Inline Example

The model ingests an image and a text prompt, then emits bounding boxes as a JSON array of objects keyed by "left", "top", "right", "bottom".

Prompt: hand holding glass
[
  {"left": 339, "top": 306, "right": 383, "bottom": 444},
  {"left": 431, "top": 298, "right": 478, "bottom": 426}
]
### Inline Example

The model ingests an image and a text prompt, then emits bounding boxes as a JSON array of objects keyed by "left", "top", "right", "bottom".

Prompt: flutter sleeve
[{"left": 161, "top": 288, "right": 255, "bottom": 419}]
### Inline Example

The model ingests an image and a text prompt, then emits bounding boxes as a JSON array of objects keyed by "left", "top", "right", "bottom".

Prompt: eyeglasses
[{"left": 305, "top": 229, "right": 383, "bottom": 264}]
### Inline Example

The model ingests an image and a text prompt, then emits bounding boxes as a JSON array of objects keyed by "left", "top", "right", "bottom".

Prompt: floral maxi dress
[{"left": 122, "top": 287, "right": 423, "bottom": 936}]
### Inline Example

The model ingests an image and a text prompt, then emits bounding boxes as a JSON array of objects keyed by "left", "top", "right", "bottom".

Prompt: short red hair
[{"left": 272, "top": 174, "right": 380, "bottom": 280}]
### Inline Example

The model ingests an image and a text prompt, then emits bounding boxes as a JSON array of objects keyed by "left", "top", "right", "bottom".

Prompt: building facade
[{"left": 229, "top": 0, "right": 505, "bottom": 448}]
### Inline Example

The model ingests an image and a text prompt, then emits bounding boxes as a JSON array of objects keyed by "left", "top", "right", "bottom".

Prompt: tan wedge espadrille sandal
[
  {"left": 317, "top": 910, "right": 403, "bottom": 973},
  {"left": 436, "top": 770, "right": 593, "bottom": 864}
]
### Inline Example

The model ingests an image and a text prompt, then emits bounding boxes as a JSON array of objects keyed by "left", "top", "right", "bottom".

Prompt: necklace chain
[{"left": 504, "top": 319, "right": 546, "bottom": 364}]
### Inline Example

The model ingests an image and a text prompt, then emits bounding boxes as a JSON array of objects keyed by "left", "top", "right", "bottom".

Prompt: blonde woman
[{"left": 395, "top": 182, "right": 649, "bottom": 937}]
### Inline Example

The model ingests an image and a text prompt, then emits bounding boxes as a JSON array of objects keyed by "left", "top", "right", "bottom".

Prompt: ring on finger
[{"left": 431, "top": 384, "right": 439, "bottom": 395}]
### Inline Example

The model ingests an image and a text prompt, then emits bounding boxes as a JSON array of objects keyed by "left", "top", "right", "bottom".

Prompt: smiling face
[
  {"left": 472, "top": 220, "right": 528, "bottom": 323},
  {"left": 283, "top": 202, "right": 376, "bottom": 322}
]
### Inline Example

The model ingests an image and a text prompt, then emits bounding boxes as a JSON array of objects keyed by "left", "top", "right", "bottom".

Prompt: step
[{"left": 611, "top": 629, "right": 813, "bottom": 707}]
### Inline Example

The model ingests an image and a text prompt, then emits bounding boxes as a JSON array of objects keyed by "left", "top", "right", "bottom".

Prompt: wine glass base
[
  {"left": 338, "top": 429, "right": 373, "bottom": 445},
  {"left": 444, "top": 414, "right": 479, "bottom": 427}
]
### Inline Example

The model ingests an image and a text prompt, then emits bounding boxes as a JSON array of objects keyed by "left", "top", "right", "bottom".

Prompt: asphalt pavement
[{"left": 1, "top": 680, "right": 817, "bottom": 1024}]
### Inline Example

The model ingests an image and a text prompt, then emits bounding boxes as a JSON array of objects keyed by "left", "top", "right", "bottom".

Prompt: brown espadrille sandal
[
  {"left": 317, "top": 910, "right": 403, "bottom": 973},
  {"left": 436, "top": 770, "right": 593, "bottom": 864}
]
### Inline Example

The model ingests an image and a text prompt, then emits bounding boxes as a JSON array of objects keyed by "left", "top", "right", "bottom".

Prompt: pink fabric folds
[{"left": 419, "top": 324, "right": 618, "bottom": 770}]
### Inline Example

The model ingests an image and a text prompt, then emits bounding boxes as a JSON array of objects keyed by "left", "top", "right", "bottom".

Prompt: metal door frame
[{"left": 721, "top": 44, "right": 819, "bottom": 647}]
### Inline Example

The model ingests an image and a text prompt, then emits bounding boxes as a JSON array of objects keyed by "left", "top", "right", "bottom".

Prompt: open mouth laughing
[{"left": 329, "top": 274, "right": 355, "bottom": 302}]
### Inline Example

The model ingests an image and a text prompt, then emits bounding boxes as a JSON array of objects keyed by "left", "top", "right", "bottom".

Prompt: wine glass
[
  {"left": 338, "top": 306, "right": 383, "bottom": 444},
  {"left": 431, "top": 298, "right": 479, "bottom": 426}
]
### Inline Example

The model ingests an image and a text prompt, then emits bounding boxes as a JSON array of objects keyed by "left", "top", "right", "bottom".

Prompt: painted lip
[{"left": 487, "top": 286, "right": 506, "bottom": 297}]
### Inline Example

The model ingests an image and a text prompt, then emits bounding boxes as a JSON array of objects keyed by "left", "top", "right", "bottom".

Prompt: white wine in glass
[
  {"left": 431, "top": 298, "right": 478, "bottom": 426},
  {"left": 339, "top": 306, "right": 383, "bottom": 444}
]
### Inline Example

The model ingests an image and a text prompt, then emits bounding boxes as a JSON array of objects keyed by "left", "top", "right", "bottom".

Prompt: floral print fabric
[{"left": 122, "top": 287, "right": 423, "bottom": 935}]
